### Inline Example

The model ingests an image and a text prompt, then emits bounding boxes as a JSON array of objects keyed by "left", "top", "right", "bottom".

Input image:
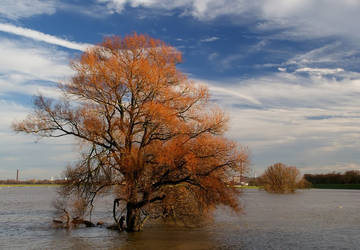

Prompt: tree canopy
[
  {"left": 260, "top": 163, "right": 301, "bottom": 194},
  {"left": 13, "top": 33, "right": 248, "bottom": 231}
]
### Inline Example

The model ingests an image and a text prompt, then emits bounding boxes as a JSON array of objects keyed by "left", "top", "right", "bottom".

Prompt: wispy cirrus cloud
[
  {"left": 295, "top": 67, "right": 344, "bottom": 76},
  {"left": 201, "top": 69, "right": 360, "bottom": 173},
  {"left": 199, "top": 81, "right": 261, "bottom": 105},
  {"left": 0, "top": 23, "right": 92, "bottom": 51},
  {"left": 0, "top": 0, "right": 56, "bottom": 20},
  {"left": 259, "top": 41, "right": 360, "bottom": 79},
  {"left": 0, "top": 37, "right": 73, "bottom": 126},
  {"left": 98, "top": 0, "right": 360, "bottom": 43},
  {"left": 0, "top": 0, "right": 114, "bottom": 21},
  {"left": 284, "top": 42, "right": 360, "bottom": 70},
  {"left": 200, "top": 36, "right": 219, "bottom": 43},
  {"left": 0, "top": 38, "right": 72, "bottom": 82},
  {"left": 0, "top": 37, "right": 78, "bottom": 179},
  {"left": 301, "top": 163, "right": 360, "bottom": 174},
  {"left": 0, "top": 37, "right": 75, "bottom": 168}
]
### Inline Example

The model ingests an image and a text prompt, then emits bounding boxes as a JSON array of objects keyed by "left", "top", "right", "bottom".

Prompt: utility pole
[{"left": 16, "top": 169, "right": 19, "bottom": 182}]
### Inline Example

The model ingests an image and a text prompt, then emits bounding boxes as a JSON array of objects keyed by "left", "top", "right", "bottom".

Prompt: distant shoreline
[
  {"left": 311, "top": 184, "right": 360, "bottom": 189},
  {"left": 234, "top": 185, "right": 360, "bottom": 190},
  {"left": 0, "top": 184, "right": 61, "bottom": 187},
  {"left": 2, "top": 184, "right": 360, "bottom": 190}
]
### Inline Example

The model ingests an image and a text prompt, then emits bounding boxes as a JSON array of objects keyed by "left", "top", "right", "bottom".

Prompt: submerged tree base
[{"left": 52, "top": 218, "right": 95, "bottom": 228}]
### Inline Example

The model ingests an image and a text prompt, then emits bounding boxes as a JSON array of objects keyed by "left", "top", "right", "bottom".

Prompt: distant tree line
[
  {"left": 0, "top": 179, "right": 67, "bottom": 185},
  {"left": 304, "top": 170, "right": 360, "bottom": 184}
]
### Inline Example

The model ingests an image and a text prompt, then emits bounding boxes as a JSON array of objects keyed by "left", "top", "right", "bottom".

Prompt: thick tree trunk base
[{"left": 126, "top": 204, "right": 142, "bottom": 232}]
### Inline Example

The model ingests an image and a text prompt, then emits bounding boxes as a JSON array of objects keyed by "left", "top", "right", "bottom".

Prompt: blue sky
[{"left": 1, "top": 0, "right": 360, "bottom": 179}]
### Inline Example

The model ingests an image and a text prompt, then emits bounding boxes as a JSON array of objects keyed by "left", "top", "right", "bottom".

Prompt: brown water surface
[{"left": 0, "top": 187, "right": 359, "bottom": 249}]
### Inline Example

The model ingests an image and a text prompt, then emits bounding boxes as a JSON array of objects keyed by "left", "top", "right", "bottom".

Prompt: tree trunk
[{"left": 126, "top": 203, "right": 142, "bottom": 232}]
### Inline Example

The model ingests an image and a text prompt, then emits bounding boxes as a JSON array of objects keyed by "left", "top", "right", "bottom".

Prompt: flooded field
[{"left": 0, "top": 187, "right": 359, "bottom": 249}]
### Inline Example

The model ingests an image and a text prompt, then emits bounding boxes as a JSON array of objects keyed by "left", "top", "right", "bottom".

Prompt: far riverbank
[
  {"left": 311, "top": 184, "right": 360, "bottom": 189},
  {"left": 2, "top": 183, "right": 360, "bottom": 190},
  {"left": 235, "top": 185, "right": 360, "bottom": 190},
  {"left": 0, "top": 184, "right": 61, "bottom": 187}
]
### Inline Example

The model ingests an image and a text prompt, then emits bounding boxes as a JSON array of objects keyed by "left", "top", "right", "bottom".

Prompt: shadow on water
[{"left": 43, "top": 224, "right": 222, "bottom": 250}]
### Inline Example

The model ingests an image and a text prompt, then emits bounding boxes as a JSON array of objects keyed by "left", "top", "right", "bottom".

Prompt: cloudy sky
[{"left": 1, "top": 0, "right": 360, "bottom": 179}]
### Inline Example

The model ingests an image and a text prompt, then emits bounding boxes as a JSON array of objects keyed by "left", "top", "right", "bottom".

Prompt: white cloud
[
  {"left": 0, "top": 38, "right": 72, "bottom": 82},
  {"left": 0, "top": 100, "right": 78, "bottom": 180},
  {"left": 300, "top": 163, "right": 360, "bottom": 174},
  {"left": 0, "top": 23, "right": 92, "bottom": 51},
  {"left": 0, "top": 100, "right": 29, "bottom": 126},
  {"left": 200, "top": 36, "right": 219, "bottom": 42},
  {"left": 295, "top": 67, "right": 344, "bottom": 76},
  {"left": 98, "top": 0, "right": 360, "bottom": 42},
  {"left": 0, "top": 38, "right": 79, "bottom": 179},
  {"left": 205, "top": 83, "right": 261, "bottom": 105},
  {"left": 0, "top": 76, "right": 61, "bottom": 100},
  {"left": 0, "top": 0, "right": 56, "bottom": 20},
  {"left": 98, "top": 0, "right": 255, "bottom": 19},
  {"left": 97, "top": 0, "right": 187, "bottom": 13},
  {"left": 218, "top": 53, "right": 244, "bottom": 70},
  {"left": 258, "top": 0, "right": 360, "bottom": 41},
  {"left": 208, "top": 52, "right": 218, "bottom": 61},
  {"left": 199, "top": 70, "right": 360, "bottom": 173},
  {"left": 285, "top": 42, "right": 354, "bottom": 68},
  {"left": 258, "top": 40, "right": 360, "bottom": 81}
]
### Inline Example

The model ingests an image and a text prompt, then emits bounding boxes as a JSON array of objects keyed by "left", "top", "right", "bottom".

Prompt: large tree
[{"left": 14, "top": 34, "right": 248, "bottom": 232}]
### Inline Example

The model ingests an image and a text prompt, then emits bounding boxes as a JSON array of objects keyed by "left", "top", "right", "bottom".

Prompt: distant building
[{"left": 232, "top": 176, "right": 249, "bottom": 186}]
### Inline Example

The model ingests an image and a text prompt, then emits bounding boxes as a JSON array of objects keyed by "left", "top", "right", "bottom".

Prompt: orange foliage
[{"left": 13, "top": 33, "right": 248, "bottom": 231}]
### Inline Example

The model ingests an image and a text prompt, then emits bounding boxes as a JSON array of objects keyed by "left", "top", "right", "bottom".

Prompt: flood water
[{"left": 0, "top": 187, "right": 359, "bottom": 249}]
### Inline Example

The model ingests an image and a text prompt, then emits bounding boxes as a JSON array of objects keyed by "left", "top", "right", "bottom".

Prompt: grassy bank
[
  {"left": 0, "top": 184, "right": 61, "bottom": 187},
  {"left": 311, "top": 184, "right": 360, "bottom": 189}
]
